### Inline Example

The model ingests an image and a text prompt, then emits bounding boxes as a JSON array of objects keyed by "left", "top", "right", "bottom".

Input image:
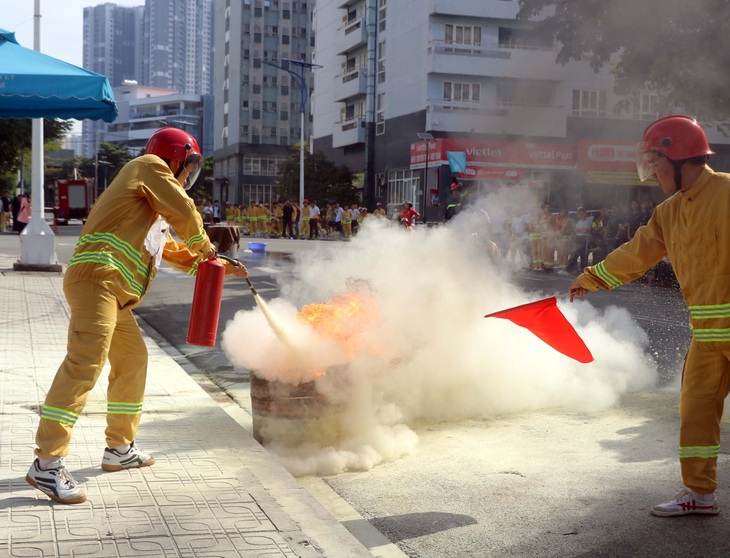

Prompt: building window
[
  {"left": 497, "top": 82, "right": 553, "bottom": 107},
  {"left": 498, "top": 27, "right": 552, "bottom": 50},
  {"left": 443, "top": 81, "right": 481, "bottom": 103},
  {"left": 377, "top": 40, "right": 386, "bottom": 84},
  {"left": 444, "top": 24, "right": 481, "bottom": 47},
  {"left": 632, "top": 92, "right": 658, "bottom": 120},
  {"left": 571, "top": 89, "right": 606, "bottom": 117},
  {"left": 388, "top": 169, "right": 420, "bottom": 218},
  {"left": 378, "top": 0, "right": 386, "bottom": 32},
  {"left": 243, "top": 155, "right": 288, "bottom": 176},
  {"left": 376, "top": 92, "right": 385, "bottom": 135}
]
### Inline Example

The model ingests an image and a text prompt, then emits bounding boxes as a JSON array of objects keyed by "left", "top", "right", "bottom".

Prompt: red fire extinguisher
[{"left": 187, "top": 259, "right": 226, "bottom": 346}]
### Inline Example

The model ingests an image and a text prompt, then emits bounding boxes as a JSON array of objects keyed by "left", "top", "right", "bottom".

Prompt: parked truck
[{"left": 54, "top": 178, "right": 95, "bottom": 225}]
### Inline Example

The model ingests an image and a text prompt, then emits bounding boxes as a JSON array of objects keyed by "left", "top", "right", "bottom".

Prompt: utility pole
[{"left": 262, "top": 59, "right": 321, "bottom": 210}]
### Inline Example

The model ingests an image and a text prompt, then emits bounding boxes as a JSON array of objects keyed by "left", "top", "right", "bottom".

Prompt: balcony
[
  {"left": 428, "top": 0, "right": 519, "bottom": 19},
  {"left": 428, "top": 40, "right": 566, "bottom": 82},
  {"left": 337, "top": 17, "right": 368, "bottom": 55},
  {"left": 334, "top": 66, "right": 368, "bottom": 102},
  {"left": 332, "top": 116, "right": 366, "bottom": 148},
  {"left": 426, "top": 99, "right": 566, "bottom": 137}
]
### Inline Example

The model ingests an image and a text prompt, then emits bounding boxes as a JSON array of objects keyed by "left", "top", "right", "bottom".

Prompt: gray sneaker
[
  {"left": 651, "top": 488, "right": 719, "bottom": 517},
  {"left": 101, "top": 441, "right": 155, "bottom": 471},
  {"left": 26, "top": 458, "right": 86, "bottom": 504}
]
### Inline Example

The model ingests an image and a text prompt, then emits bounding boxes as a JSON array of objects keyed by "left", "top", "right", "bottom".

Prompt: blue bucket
[{"left": 248, "top": 242, "right": 267, "bottom": 253}]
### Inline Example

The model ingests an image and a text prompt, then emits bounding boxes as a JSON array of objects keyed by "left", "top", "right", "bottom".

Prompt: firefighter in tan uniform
[
  {"left": 25, "top": 127, "right": 249, "bottom": 505},
  {"left": 570, "top": 115, "right": 729, "bottom": 517},
  {"left": 300, "top": 199, "right": 311, "bottom": 239}
]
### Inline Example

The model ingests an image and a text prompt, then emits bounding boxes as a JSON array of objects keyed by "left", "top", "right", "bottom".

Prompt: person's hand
[
  {"left": 205, "top": 246, "right": 217, "bottom": 260},
  {"left": 231, "top": 261, "right": 249, "bottom": 279},
  {"left": 569, "top": 277, "right": 588, "bottom": 302}
]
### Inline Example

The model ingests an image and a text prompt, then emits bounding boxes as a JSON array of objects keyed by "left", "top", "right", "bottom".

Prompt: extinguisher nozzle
[{"left": 245, "top": 278, "right": 258, "bottom": 296}]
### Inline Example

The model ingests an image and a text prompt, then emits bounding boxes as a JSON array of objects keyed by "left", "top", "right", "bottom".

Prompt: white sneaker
[
  {"left": 651, "top": 487, "right": 719, "bottom": 517},
  {"left": 101, "top": 441, "right": 155, "bottom": 471},
  {"left": 26, "top": 458, "right": 86, "bottom": 504}
]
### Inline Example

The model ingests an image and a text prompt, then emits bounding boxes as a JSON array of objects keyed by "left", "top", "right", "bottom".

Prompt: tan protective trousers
[
  {"left": 35, "top": 280, "right": 147, "bottom": 458},
  {"left": 679, "top": 340, "right": 730, "bottom": 494}
]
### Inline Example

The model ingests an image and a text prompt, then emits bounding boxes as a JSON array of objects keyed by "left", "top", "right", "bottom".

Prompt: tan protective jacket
[
  {"left": 577, "top": 166, "right": 730, "bottom": 346},
  {"left": 65, "top": 155, "right": 228, "bottom": 308}
]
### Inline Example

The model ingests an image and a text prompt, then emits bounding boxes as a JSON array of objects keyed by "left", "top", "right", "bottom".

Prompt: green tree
[
  {"left": 277, "top": 145, "right": 358, "bottom": 205},
  {"left": 0, "top": 119, "right": 72, "bottom": 190},
  {"left": 517, "top": 0, "right": 730, "bottom": 124}
]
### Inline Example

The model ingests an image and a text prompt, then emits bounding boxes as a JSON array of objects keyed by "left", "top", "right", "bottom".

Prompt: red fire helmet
[
  {"left": 639, "top": 115, "right": 715, "bottom": 161},
  {"left": 146, "top": 127, "right": 203, "bottom": 190}
]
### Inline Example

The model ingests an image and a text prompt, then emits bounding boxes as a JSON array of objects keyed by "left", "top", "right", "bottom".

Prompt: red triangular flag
[{"left": 484, "top": 297, "right": 594, "bottom": 363}]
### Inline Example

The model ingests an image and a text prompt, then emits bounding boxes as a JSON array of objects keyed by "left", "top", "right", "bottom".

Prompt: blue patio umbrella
[{"left": 0, "top": 28, "right": 117, "bottom": 122}]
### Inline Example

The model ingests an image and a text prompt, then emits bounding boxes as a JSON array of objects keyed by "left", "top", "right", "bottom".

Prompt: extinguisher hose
[{"left": 216, "top": 254, "right": 258, "bottom": 296}]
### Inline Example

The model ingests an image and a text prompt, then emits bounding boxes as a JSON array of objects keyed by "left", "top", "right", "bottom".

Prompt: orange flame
[{"left": 295, "top": 291, "right": 380, "bottom": 378}]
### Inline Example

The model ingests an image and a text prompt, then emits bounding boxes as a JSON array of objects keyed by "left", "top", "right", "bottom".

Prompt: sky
[{"left": 4, "top": 0, "right": 144, "bottom": 69}]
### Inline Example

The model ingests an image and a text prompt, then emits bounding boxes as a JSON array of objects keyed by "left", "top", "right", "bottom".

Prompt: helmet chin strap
[{"left": 672, "top": 160, "right": 685, "bottom": 191}]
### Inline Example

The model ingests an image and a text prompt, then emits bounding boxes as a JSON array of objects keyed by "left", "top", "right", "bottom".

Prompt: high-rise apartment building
[
  {"left": 313, "top": 0, "right": 730, "bottom": 218},
  {"left": 81, "top": 1, "right": 214, "bottom": 159},
  {"left": 142, "top": 0, "right": 214, "bottom": 96},
  {"left": 81, "top": 3, "right": 144, "bottom": 158},
  {"left": 212, "top": 0, "right": 314, "bottom": 204},
  {"left": 83, "top": 3, "right": 144, "bottom": 88}
]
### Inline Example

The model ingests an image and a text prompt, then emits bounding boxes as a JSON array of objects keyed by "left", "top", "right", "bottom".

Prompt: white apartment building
[
  {"left": 213, "top": 0, "right": 314, "bottom": 205},
  {"left": 313, "top": 0, "right": 730, "bottom": 219},
  {"left": 103, "top": 82, "right": 211, "bottom": 157}
]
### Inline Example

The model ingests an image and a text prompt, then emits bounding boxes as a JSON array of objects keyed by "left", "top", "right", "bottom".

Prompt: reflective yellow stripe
[
  {"left": 679, "top": 445, "right": 720, "bottom": 458},
  {"left": 593, "top": 261, "right": 622, "bottom": 289},
  {"left": 68, "top": 252, "right": 145, "bottom": 295},
  {"left": 77, "top": 232, "right": 145, "bottom": 275},
  {"left": 41, "top": 405, "right": 79, "bottom": 426},
  {"left": 107, "top": 401, "right": 143, "bottom": 415},
  {"left": 692, "top": 328, "right": 730, "bottom": 342},
  {"left": 186, "top": 226, "right": 206, "bottom": 248},
  {"left": 689, "top": 303, "right": 730, "bottom": 320}
]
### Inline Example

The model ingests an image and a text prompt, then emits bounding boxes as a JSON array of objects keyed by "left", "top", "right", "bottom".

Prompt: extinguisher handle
[
  {"left": 216, "top": 254, "right": 258, "bottom": 296},
  {"left": 216, "top": 254, "right": 239, "bottom": 266}
]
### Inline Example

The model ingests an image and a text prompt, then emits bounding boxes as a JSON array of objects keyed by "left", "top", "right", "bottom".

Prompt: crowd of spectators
[{"left": 497, "top": 200, "right": 677, "bottom": 287}]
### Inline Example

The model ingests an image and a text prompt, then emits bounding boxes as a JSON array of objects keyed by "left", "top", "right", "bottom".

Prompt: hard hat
[
  {"left": 146, "top": 127, "right": 203, "bottom": 190},
  {"left": 637, "top": 115, "right": 714, "bottom": 182},
  {"left": 451, "top": 183, "right": 459, "bottom": 191},
  {"left": 303, "top": 199, "right": 309, "bottom": 204},
  {"left": 376, "top": 202, "right": 382, "bottom": 206},
  {"left": 639, "top": 115, "right": 714, "bottom": 160}
]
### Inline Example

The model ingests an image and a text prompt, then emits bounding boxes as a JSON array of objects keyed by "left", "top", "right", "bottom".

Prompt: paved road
[{"left": 31, "top": 226, "right": 730, "bottom": 558}]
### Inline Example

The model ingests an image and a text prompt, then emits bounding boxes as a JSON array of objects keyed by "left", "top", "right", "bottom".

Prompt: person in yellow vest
[
  {"left": 300, "top": 199, "right": 311, "bottom": 239},
  {"left": 274, "top": 201, "right": 284, "bottom": 238},
  {"left": 539, "top": 203, "right": 556, "bottom": 271},
  {"left": 325, "top": 203, "right": 334, "bottom": 237},
  {"left": 262, "top": 203, "right": 272, "bottom": 237},
  {"left": 556, "top": 208, "right": 575, "bottom": 275},
  {"left": 224, "top": 201, "right": 235, "bottom": 222},
  {"left": 238, "top": 203, "right": 248, "bottom": 235},
  {"left": 248, "top": 202, "right": 259, "bottom": 237},
  {"left": 25, "top": 127, "right": 249, "bottom": 505},
  {"left": 342, "top": 204, "right": 353, "bottom": 239},
  {"left": 373, "top": 202, "right": 386, "bottom": 219}
]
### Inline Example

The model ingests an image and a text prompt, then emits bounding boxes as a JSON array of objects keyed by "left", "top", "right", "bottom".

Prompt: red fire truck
[{"left": 54, "top": 178, "right": 95, "bottom": 225}]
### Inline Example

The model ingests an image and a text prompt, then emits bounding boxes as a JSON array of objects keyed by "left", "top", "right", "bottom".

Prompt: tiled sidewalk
[{"left": 0, "top": 272, "right": 371, "bottom": 557}]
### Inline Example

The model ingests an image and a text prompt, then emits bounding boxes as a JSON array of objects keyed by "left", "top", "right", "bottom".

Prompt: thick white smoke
[{"left": 222, "top": 190, "right": 658, "bottom": 476}]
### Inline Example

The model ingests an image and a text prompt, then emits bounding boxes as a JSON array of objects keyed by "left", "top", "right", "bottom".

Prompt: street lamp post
[
  {"left": 417, "top": 132, "right": 434, "bottom": 222},
  {"left": 263, "top": 59, "right": 321, "bottom": 210}
]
